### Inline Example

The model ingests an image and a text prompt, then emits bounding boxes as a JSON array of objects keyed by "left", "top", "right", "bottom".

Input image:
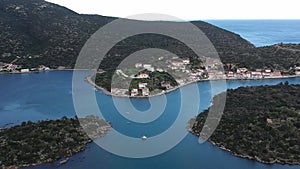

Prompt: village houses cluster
[
  {"left": 0, "top": 62, "right": 50, "bottom": 73},
  {"left": 109, "top": 55, "right": 300, "bottom": 97},
  {"left": 294, "top": 66, "right": 300, "bottom": 75},
  {"left": 136, "top": 56, "right": 209, "bottom": 85},
  {"left": 226, "top": 68, "right": 281, "bottom": 79},
  {"left": 204, "top": 62, "right": 300, "bottom": 80},
  {"left": 224, "top": 65, "right": 299, "bottom": 79},
  {"left": 111, "top": 56, "right": 203, "bottom": 96}
]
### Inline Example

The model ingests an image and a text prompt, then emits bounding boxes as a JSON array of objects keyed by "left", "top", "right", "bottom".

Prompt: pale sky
[{"left": 46, "top": 0, "right": 300, "bottom": 20}]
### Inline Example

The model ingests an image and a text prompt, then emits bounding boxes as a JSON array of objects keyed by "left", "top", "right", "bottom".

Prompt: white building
[
  {"left": 182, "top": 58, "right": 190, "bottom": 64},
  {"left": 138, "top": 82, "right": 148, "bottom": 89},
  {"left": 265, "top": 69, "right": 272, "bottom": 73},
  {"left": 273, "top": 70, "right": 282, "bottom": 77},
  {"left": 111, "top": 88, "right": 118, "bottom": 94},
  {"left": 137, "top": 73, "right": 149, "bottom": 78},
  {"left": 171, "top": 61, "right": 184, "bottom": 67},
  {"left": 245, "top": 72, "right": 252, "bottom": 78},
  {"left": 21, "top": 69, "right": 30, "bottom": 73},
  {"left": 237, "top": 68, "right": 248, "bottom": 73},
  {"left": 171, "top": 66, "right": 178, "bottom": 70},
  {"left": 161, "top": 82, "right": 171, "bottom": 89},
  {"left": 251, "top": 71, "right": 263, "bottom": 79},
  {"left": 143, "top": 64, "right": 152, "bottom": 69},
  {"left": 176, "top": 79, "right": 185, "bottom": 85},
  {"left": 262, "top": 72, "right": 271, "bottom": 77},
  {"left": 142, "top": 87, "right": 150, "bottom": 96},
  {"left": 135, "top": 63, "right": 143, "bottom": 68},
  {"left": 156, "top": 68, "right": 164, "bottom": 72},
  {"left": 131, "top": 89, "right": 139, "bottom": 96},
  {"left": 158, "top": 56, "right": 164, "bottom": 60},
  {"left": 227, "top": 71, "right": 234, "bottom": 78}
]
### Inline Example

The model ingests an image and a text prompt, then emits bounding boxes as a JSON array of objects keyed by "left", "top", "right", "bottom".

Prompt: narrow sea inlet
[{"left": 0, "top": 70, "right": 299, "bottom": 169}]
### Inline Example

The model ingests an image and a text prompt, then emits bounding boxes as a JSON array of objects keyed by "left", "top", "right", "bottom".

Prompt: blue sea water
[
  {"left": 206, "top": 20, "right": 300, "bottom": 47},
  {"left": 0, "top": 71, "right": 300, "bottom": 169}
]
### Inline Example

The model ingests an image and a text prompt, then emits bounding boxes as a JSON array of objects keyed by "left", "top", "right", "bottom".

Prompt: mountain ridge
[{"left": 0, "top": 0, "right": 299, "bottom": 70}]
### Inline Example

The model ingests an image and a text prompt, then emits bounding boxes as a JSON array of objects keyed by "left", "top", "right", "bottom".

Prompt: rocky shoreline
[
  {"left": 188, "top": 118, "right": 300, "bottom": 165},
  {"left": 189, "top": 129, "right": 300, "bottom": 165},
  {"left": 85, "top": 75, "right": 201, "bottom": 98},
  {"left": 0, "top": 115, "right": 111, "bottom": 169},
  {"left": 85, "top": 74, "right": 300, "bottom": 98},
  {"left": 189, "top": 84, "right": 300, "bottom": 166}
]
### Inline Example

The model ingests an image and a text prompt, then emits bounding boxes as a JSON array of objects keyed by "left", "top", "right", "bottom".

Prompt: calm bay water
[
  {"left": 0, "top": 71, "right": 300, "bottom": 169},
  {"left": 206, "top": 20, "right": 300, "bottom": 47}
]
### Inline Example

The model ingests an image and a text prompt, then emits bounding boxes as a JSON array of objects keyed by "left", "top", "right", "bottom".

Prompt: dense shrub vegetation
[
  {"left": 192, "top": 83, "right": 300, "bottom": 164},
  {"left": 93, "top": 70, "right": 178, "bottom": 92},
  {"left": 0, "top": 115, "right": 110, "bottom": 168},
  {"left": 1, "top": 0, "right": 299, "bottom": 70}
]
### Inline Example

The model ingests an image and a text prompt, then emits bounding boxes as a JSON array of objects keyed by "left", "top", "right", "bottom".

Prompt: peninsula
[
  {"left": 0, "top": 115, "right": 111, "bottom": 169},
  {"left": 91, "top": 55, "right": 300, "bottom": 97},
  {"left": 190, "top": 83, "right": 300, "bottom": 165}
]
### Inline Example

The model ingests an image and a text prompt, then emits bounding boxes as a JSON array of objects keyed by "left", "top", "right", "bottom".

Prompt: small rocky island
[
  {"left": 191, "top": 83, "right": 300, "bottom": 165},
  {"left": 0, "top": 115, "right": 111, "bottom": 169}
]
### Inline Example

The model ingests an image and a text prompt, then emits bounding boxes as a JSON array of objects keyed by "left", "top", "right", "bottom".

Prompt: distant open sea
[{"left": 206, "top": 20, "right": 300, "bottom": 47}]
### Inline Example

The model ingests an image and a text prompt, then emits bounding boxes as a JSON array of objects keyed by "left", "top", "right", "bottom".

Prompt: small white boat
[
  {"left": 59, "top": 158, "right": 69, "bottom": 165},
  {"left": 141, "top": 135, "right": 147, "bottom": 140}
]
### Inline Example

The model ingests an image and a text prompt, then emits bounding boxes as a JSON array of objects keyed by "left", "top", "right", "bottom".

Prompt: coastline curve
[{"left": 72, "top": 13, "right": 227, "bottom": 158}]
